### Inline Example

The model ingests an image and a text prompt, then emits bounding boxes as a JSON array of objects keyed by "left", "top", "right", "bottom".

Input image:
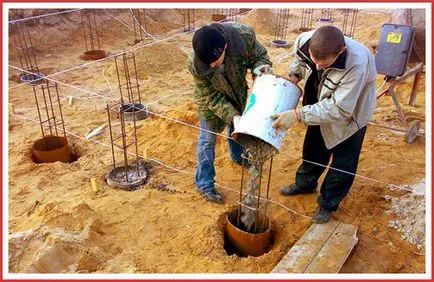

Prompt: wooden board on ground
[{"left": 272, "top": 220, "right": 358, "bottom": 273}]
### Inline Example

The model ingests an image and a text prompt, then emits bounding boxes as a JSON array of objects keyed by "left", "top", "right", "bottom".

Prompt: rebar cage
[
  {"left": 11, "top": 21, "right": 45, "bottom": 84},
  {"left": 237, "top": 151, "right": 274, "bottom": 234},
  {"left": 32, "top": 81, "right": 68, "bottom": 147}
]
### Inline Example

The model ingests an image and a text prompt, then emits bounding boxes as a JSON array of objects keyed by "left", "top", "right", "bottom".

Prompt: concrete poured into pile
[{"left": 240, "top": 138, "right": 274, "bottom": 232}]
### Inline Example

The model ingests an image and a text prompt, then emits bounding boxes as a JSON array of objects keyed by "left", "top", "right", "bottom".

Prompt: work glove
[
  {"left": 271, "top": 109, "right": 297, "bottom": 130},
  {"left": 253, "top": 64, "right": 273, "bottom": 77}
]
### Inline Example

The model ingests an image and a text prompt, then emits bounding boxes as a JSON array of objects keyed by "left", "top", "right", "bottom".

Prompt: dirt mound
[
  {"left": 9, "top": 202, "right": 122, "bottom": 273},
  {"left": 136, "top": 102, "right": 199, "bottom": 168},
  {"left": 239, "top": 9, "right": 276, "bottom": 35},
  {"left": 105, "top": 41, "right": 188, "bottom": 81}
]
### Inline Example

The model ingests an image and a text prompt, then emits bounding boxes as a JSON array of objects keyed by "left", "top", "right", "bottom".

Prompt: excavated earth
[{"left": 7, "top": 8, "right": 426, "bottom": 273}]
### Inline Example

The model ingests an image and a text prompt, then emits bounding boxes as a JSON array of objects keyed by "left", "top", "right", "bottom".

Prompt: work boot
[
  {"left": 197, "top": 189, "right": 224, "bottom": 204},
  {"left": 312, "top": 206, "right": 332, "bottom": 224},
  {"left": 279, "top": 183, "right": 315, "bottom": 196}
]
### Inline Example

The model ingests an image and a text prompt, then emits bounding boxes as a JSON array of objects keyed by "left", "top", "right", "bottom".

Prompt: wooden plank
[
  {"left": 272, "top": 220, "right": 340, "bottom": 273},
  {"left": 305, "top": 222, "right": 358, "bottom": 273},
  {"left": 271, "top": 220, "right": 358, "bottom": 273}
]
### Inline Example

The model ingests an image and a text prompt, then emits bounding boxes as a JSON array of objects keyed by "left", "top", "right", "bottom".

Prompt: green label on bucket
[{"left": 243, "top": 93, "right": 256, "bottom": 115}]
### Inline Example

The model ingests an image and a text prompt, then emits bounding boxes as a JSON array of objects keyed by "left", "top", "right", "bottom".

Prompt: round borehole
[
  {"left": 106, "top": 160, "right": 149, "bottom": 191},
  {"left": 118, "top": 103, "right": 148, "bottom": 122},
  {"left": 82, "top": 50, "right": 106, "bottom": 61},
  {"left": 31, "top": 136, "right": 74, "bottom": 164},
  {"left": 20, "top": 73, "right": 45, "bottom": 85},
  {"left": 224, "top": 208, "right": 273, "bottom": 257}
]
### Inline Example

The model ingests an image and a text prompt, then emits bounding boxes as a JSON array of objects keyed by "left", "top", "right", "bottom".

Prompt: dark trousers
[{"left": 295, "top": 125, "right": 367, "bottom": 211}]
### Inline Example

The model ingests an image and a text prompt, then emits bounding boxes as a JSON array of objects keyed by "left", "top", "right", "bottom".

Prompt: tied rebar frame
[
  {"left": 11, "top": 22, "right": 44, "bottom": 84},
  {"left": 131, "top": 9, "right": 148, "bottom": 43},
  {"left": 80, "top": 9, "right": 101, "bottom": 52},
  {"left": 32, "top": 81, "right": 68, "bottom": 148},
  {"left": 182, "top": 9, "right": 195, "bottom": 32},
  {"left": 273, "top": 9, "right": 290, "bottom": 42},
  {"left": 237, "top": 153, "right": 274, "bottom": 234},
  {"left": 342, "top": 9, "right": 358, "bottom": 38},
  {"left": 106, "top": 52, "right": 144, "bottom": 183},
  {"left": 114, "top": 52, "right": 142, "bottom": 106},
  {"left": 320, "top": 9, "right": 333, "bottom": 22},
  {"left": 300, "top": 8, "right": 314, "bottom": 31}
]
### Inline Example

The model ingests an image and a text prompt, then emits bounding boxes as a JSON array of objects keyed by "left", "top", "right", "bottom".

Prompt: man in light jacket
[{"left": 271, "top": 26, "right": 377, "bottom": 223}]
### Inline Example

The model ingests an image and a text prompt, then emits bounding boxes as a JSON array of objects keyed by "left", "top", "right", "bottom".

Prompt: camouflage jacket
[{"left": 187, "top": 22, "right": 272, "bottom": 133}]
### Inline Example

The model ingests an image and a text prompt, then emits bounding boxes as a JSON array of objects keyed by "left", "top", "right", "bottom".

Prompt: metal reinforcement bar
[
  {"left": 182, "top": 9, "right": 195, "bottom": 32},
  {"left": 32, "top": 81, "right": 67, "bottom": 147},
  {"left": 80, "top": 9, "right": 101, "bottom": 52},
  {"left": 10, "top": 21, "right": 45, "bottom": 84},
  {"left": 342, "top": 9, "right": 358, "bottom": 38}
]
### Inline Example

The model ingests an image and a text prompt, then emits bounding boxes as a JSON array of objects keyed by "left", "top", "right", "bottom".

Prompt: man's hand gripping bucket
[{"left": 232, "top": 74, "right": 302, "bottom": 152}]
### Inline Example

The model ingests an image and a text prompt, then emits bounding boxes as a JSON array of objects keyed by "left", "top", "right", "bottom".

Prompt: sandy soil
[{"left": 7, "top": 8, "right": 426, "bottom": 273}]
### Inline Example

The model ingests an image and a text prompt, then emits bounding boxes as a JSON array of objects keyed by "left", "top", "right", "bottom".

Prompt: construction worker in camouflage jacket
[{"left": 187, "top": 22, "right": 272, "bottom": 204}]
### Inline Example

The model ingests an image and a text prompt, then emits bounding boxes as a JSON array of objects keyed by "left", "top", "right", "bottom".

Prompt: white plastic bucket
[{"left": 232, "top": 74, "right": 302, "bottom": 152}]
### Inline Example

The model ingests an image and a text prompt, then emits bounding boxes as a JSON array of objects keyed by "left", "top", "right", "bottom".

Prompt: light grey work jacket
[{"left": 289, "top": 30, "right": 377, "bottom": 149}]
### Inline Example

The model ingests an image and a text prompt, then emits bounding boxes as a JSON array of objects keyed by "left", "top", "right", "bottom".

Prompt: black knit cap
[{"left": 192, "top": 25, "right": 226, "bottom": 64}]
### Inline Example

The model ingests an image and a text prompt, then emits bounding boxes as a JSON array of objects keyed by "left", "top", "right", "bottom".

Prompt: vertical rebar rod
[
  {"left": 282, "top": 9, "right": 289, "bottom": 40},
  {"left": 132, "top": 9, "right": 139, "bottom": 42},
  {"left": 40, "top": 84, "right": 54, "bottom": 137},
  {"left": 114, "top": 56, "right": 124, "bottom": 104},
  {"left": 254, "top": 163, "right": 263, "bottom": 233},
  {"left": 119, "top": 111, "right": 129, "bottom": 182},
  {"left": 406, "top": 9, "right": 413, "bottom": 26},
  {"left": 132, "top": 103, "right": 140, "bottom": 177},
  {"left": 24, "top": 23, "right": 39, "bottom": 72},
  {"left": 33, "top": 86, "right": 46, "bottom": 140},
  {"left": 81, "top": 11, "right": 89, "bottom": 51},
  {"left": 237, "top": 154, "right": 246, "bottom": 227},
  {"left": 93, "top": 10, "right": 101, "bottom": 50},
  {"left": 183, "top": 9, "right": 194, "bottom": 31},
  {"left": 139, "top": 9, "right": 145, "bottom": 41},
  {"left": 54, "top": 82, "right": 68, "bottom": 142},
  {"left": 86, "top": 12, "right": 94, "bottom": 50},
  {"left": 274, "top": 9, "right": 282, "bottom": 41},
  {"left": 350, "top": 9, "right": 358, "bottom": 38},
  {"left": 81, "top": 9, "right": 101, "bottom": 51},
  {"left": 274, "top": 9, "right": 290, "bottom": 41},
  {"left": 18, "top": 24, "right": 34, "bottom": 71},
  {"left": 13, "top": 22, "right": 40, "bottom": 75},
  {"left": 123, "top": 54, "right": 134, "bottom": 103},
  {"left": 301, "top": 9, "right": 313, "bottom": 30},
  {"left": 45, "top": 81, "right": 59, "bottom": 138},
  {"left": 263, "top": 156, "right": 273, "bottom": 231},
  {"left": 321, "top": 9, "right": 332, "bottom": 21},
  {"left": 107, "top": 104, "right": 117, "bottom": 170},
  {"left": 342, "top": 9, "right": 358, "bottom": 38},
  {"left": 132, "top": 53, "right": 142, "bottom": 104},
  {"left": 11, "top": 24, "right": 25, "bottom": 71}
]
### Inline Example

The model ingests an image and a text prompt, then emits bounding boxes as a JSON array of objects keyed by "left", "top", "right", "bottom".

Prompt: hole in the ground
[
  {"left": 31, "top": 136, "right": 79, "bottom": 164},
  {"left": 223, "top": 208, "right": 274, "bottom": 257},
  {"left": 82, "top": 50, "right": 106, "bottom": 61}
]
